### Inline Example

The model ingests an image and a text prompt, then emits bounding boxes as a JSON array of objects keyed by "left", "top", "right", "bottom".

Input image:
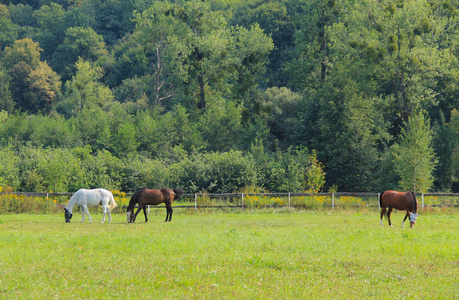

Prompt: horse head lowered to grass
[
  {"left": 379, "top": 190, "right": 418, "bottom": 228},
  {"left": 126, "top": 188, "right": 184, "bottom": 223},
  {"left": 64, "top": 188, "right": 118, "bottom": 223}
]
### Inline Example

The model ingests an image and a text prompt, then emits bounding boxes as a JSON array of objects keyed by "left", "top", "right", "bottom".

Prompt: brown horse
[
  {"left": 126, "top": 188, "right": 183, "bottom": 223},
  {"left": 380, "top": 190, "right": 418, "bottom": 228}
]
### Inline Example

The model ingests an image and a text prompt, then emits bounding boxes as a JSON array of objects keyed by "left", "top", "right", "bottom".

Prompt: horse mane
[
  {"left": 127, "top": 188, "right": 144, "bottom": 212},
  {"left": 65, "top": 190, "right": 80, "bottom": 212},
  {"left": 409, "top": 191, "right": 418, "bottom": 213}
]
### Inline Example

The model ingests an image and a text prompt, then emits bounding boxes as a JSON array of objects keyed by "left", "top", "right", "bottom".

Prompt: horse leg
[
  {"left": 107, "top": 207, "right": 112, "bottom": 223},
  {"left": 380, "top": 207, "right": 386, "bottom": 226},
  {"left": 101, "top": 205, "right": 106, "bottom": 223},
  {"left": 387, "top": 207, "right": 393, "bottom": 227},
  {"left": 82, "top": 205, "right": 92, "bottom": 223},
  {"left": 402, "top": 211, "right": 410, "bottom": 228},
  {"left": 132, "top": 205, "right": 143, "bottom": 223},
  {"left": 143, "top": 206, "right": 148, "bottom": 223},
  {"left": 165, "top": 203, "right": 173, "bottom": 222},
  {"left": 80, "top": 206, "right": 85, "bottom": 223}
]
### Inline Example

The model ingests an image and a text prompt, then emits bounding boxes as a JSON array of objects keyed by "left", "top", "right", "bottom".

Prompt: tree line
[{"left": 0, "top": 0, "right": 458, "bottom": 193}]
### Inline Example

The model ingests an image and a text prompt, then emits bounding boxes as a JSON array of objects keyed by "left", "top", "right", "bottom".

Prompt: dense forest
[{"left": 0, "top": 0, "right": 458, "bottom": 194}]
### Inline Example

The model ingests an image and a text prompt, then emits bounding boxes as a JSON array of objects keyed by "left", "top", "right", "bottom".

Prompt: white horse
[{"left": 64, "top": 188, "right": 118, "bottom": 223}]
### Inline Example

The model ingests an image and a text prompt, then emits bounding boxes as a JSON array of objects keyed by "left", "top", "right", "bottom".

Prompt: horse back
[
  {"left": 381, "top": 190, "right": 416, "bottom": 211},
  {"left": 129, "top": 188, "right": 181, "bottom": 208},
  {"left": 75, "top": 188, "right": 110, "bottom": 206}
]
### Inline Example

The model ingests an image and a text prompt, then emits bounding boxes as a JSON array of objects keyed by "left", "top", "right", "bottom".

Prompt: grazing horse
[
  {"left": 64, "top": 188, "right": 118, "bottom": 223},
  {"left": 126, "top": 188, "right": 183, "bottom": 223},
  {"left": 380, "top": 190, "right": 418, "bottom": 228}
]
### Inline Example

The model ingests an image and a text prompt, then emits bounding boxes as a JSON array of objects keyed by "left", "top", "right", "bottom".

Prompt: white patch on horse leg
[
  {"left": 380, "top": 220, "right": 383, "bottom": 226},
  {"left": 401, "top": 220, "right": 404, "bottom": 228}
]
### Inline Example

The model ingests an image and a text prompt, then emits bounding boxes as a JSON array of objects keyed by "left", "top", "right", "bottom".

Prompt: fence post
[
  {"left": 242, "top": 193, "right": 244, "bottom": 209},
  {"left": 377, "top": 193, "right": 380, "bottom": 208},
  {"left": 332, "top": 192, "right": 334, "bottom": 210},
  {"left": 422, "top": 193, "right": 424, "bottom": 208},
  {"left": 194, "top": 193, "right": 197, "bottom": 211},
  {"left": 288, "top": 192, "right": 291, "bottom": 207}
]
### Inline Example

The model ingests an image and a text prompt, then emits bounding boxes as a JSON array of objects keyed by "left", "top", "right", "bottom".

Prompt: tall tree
[
  {"left": 173, "top": 0, "right": 235, "bottom": 109},
  {"left": 0, "top": 70, "right": 14, "bottom": 113},
  {"left": 330, "top": 0, "right": 457, "bottom": 131},
  {"left": 133, "top": 1, "right": 189, "bottom": 106},
  {"left": 0, "top": 4, "right": 18, "bottom": 50},
  {"left": 60, "top": 58, "right": 113, "bottom": 115},
  {"left": 3, "top": 38, "right": 61, "bottom": 113},
  {"left": 393, "top": 111, "right": 437, "bottom": 193},
  {"left": 303, "top": 73, "right": 383, "bottom": 191},
  {"left": 284, "top": 0, "right": 342, "bottom": 91},
  {"left": 230, "top": 0, "right": 295, "bottom": 87},
  {"left": 52, "top": 26, "right": 108, "bottom": 81},
  {"left": 32, "top": 3, "right": 66, "bottom": 62},
  {"left": 132, "top": 0, "right": 272, "bottom": 110}
]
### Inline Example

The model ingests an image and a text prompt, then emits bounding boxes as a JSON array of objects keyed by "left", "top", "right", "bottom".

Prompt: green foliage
[
  {"left": 0, "top": 144, "right": 20, "bottom": 190},
  {"left": 0, "top": 4, "right": 18, "bottom": 50},
  {"left": 0, "top": 70, "right": 14, "bottom": 112},
  {"left": 1, "top": 0, "right": 459, "bottom": 192},
  {"left": 2, "top": 39, "right": 61, "bottom": 113},
  {"left": 175, "top": 150, "right": 258, "bottom": 193},
  {"left": 51, "top": 26, "right": 108, "bottom": 80},
  {"left": 198, "top": 100, "right": 244, "bottom": 152},
  {"left": 258, "top": 87, "right": 303, "bottom": 148},
  {"left": 60, "top": 58, "right": 113, "bottom": 115},
  {"left": 2, "top": 38, "right": 41, "bottom": 70},
  {"left": 393, "top": 111, "right": 437, "bottom": 193}
]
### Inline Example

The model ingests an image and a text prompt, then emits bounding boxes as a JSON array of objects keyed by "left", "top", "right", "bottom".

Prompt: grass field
[{"left": 0, "top": 209, "right": 458, "bottom": 299}]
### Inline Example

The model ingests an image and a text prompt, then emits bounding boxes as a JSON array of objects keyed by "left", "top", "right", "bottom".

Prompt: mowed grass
[{"left": 0, "top": 209, "right": 458, "bottom": 299}]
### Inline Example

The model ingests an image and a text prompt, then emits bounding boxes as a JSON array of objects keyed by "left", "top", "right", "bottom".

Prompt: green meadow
[{"left": 0, "top": 210, "right": 458, "bottom": 299}]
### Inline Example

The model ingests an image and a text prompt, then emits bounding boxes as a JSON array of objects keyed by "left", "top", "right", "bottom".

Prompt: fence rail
[{"left": 1, "top": 191, "right": 459, "bottom": 210}]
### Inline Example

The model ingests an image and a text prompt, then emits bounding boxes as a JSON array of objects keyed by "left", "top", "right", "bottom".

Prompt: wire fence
[{"left": 1, "top": 191, "right": 458, "bottom": 212}]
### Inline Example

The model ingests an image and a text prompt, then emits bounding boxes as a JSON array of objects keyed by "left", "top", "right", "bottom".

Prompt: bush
[{"left": 0, "top": 193, "right": 59, "bottom": 214}]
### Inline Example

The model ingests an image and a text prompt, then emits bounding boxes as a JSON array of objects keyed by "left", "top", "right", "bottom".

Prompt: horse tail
[
  {"left": 410, "top": 191, "right": 418, "bottom": 214},
  {"left": 379, "top": 191, "right": 386, "bottom": 209},
  {"left": 107, "top": 191, "right": 118, "bottom": 211}
]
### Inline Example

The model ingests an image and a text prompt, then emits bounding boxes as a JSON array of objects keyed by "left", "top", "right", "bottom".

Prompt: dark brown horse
[
  {"left": 126, "top": 188, "right": 183, "bottom": 223},
  {"left": 380, "top": 190, "right": 418, "bottom": 228}
]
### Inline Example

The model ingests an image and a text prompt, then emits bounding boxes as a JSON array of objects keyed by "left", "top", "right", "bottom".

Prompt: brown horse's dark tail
[
  {"left": 379, "top": 191, "right": 386, "bottom": 209},
  {"left": 410, "top": 191, "right": 418, "bottom": 214},
  {"left": 379, "top": 191, "right": 389, "bottom": 219}
]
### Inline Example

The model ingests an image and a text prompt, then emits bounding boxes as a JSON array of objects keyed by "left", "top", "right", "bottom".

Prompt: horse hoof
[{"left": 101, "top": 221, "right": 104, "bottom": 223}]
